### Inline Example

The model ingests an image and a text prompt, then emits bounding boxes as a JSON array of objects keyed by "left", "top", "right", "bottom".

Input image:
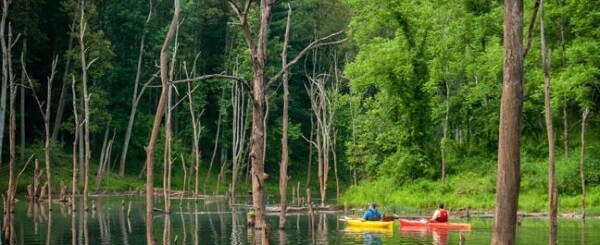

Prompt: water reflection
[
  {"left": 399, "top": 227, "right": 451, "bottom": 244},
  {"left": 2, "top": 196, "right": 599, "bottom": 244}
]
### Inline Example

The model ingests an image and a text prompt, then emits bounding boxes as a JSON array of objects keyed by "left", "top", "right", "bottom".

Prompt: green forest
[{"left": 0, "top": 0, "right": 599, "bottom": 232}]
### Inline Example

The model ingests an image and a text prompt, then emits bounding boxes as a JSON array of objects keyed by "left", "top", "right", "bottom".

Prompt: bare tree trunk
[
  {"left": 19, "top": 41, "right": 25, "bottom": 163},
  {"left": 492, "top": 0, "right": 524, "bottom": 244},
  {"left": 332, "top": 129, "right": 339, "bottom": 202},
  {"left": 5, "top": 22, "right": 16, "bottom": 215},
  {"left": 441, "top": 81, "right": 449, "bottom": 186},
  {"left": 205, "top": 88, "right": 224, "bottom": 193},
  {"left": 71, "top": 77, "right": 79, "bottom": 211},
  {"left": 0, "top": 0, "right": 9, "bottom": 171},
  {"left": 25, "top": 52, "right": 58, "bottom": 210},
  {"left": 119, "top": 6, "right": 153, "bottom": 177},
  {"left": 51, "top": 21, "right": 75, "bottom": 142},
  {"left": 563, "top": 102, "right": 568, "bottom": 157},
  {"left": 579, "top": 108, "right": 589, "bottom": 220},
  {"left": 79, "top": 0, "right": 92, "bottom": 212},
  {"left": 163, "top": 84, "right": 173, "bottom": 214},
  {"left": 279, "top": 4, "right": 292, "bottom": 229},
  {"left": 185, "top": 81, "right": 203, "bottom": 196},
  {"left": 540, "top": 2, "right": 557, "bottom": 243},
  {"left": 558, "top": 20, "right": 569, "bottom": 158},
  {"left": 146, "top": 0, "right": 180, "bottom": 243},
  {"left": 230, "top": 79, "right": 246, "bottom": 197},
  {"left": 307, "top": 114, "right": 314, "bottom": 186},
  {"left": 96, "top": 124, "right": 111, "bottom": 193}
]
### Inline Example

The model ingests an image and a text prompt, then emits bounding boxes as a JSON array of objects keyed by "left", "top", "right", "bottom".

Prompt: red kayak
[{"left": 399, "top": 219, "right": 471, "bottom": 230}]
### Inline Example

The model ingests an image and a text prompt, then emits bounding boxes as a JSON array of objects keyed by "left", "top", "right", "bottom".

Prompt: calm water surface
[{"left": 1, "top": 196, "right": 598, "bottom": 244}]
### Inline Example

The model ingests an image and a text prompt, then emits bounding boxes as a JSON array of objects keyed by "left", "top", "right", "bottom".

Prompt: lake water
[{"left": 1, "top": 195, "right": 598, "bottom": 244}]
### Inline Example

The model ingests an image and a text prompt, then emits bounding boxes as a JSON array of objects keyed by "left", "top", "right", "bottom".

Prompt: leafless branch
[{"left": 267, "top": 30, "right": 346, "bottom": 87}]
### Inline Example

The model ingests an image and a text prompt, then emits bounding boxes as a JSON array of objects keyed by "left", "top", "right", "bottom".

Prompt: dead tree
[
  {"left": 579, "top": 108, "right": 589, "bottom": 220},
  {"left": 0, "top": 0, "right": 9, "bottom": 171},
  {"left": 96, "top": 127, "right": 115, "bottom": 194},
  {"left": 278, "top": 4, "right": 292, "bottom": 229},
  {"left": 230, "top": 72, "right": 248, "bottom": 197},
  {"left": 26, "top": 53, "right": 58, "bottom": 209},
  {"left": 119, "top": 4, "right": 153, "bottom": 177},
  {"left": 4, "top": 22, "right": 16, "bottom": 215},
  {"left": 146, "top": 0, "right": 180, "bottom": 243},
  {"left": 71, "top": 77, "right": 81, "bottom": 211},
  {"left": 540, "top": 1, "right": 557, "bottom": 243},
  {"left": 185, "top": 80, "right": 204, "bottom": 196},
  {"left": 204, "top": 87, "right": 224, "bottom": 193},
  {"left": 158, "top": 1, "right": 345, "bottom": 234},
  {"left": 51, "top": 17, "right": 77, "bottom": 142},
  {"left": 78, "top": 0, "right": 94, "bottom": 212},
  {"left": 306, "top": 74, "right": 334, "bottom": 207}
]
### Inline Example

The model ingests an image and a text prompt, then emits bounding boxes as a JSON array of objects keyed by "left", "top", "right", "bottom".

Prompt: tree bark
[
  {"left": 492, "top": 0, "right": 524, "bottom": 244},
  {"left": 279, "top": 4, "right": 292, "bottom": 229},
  {"left": 539, "top": 1, "right": 557, "bottom": 243},
  {"left": 146, "top": 0, "right": 180, "bottom": 243},
  {"left": 579, "top": 108, "right": 588, "bottom": 220}
]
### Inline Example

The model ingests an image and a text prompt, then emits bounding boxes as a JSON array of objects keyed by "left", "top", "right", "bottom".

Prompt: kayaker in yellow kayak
[
  {"left": 428, "top": 202, "right": 449, "bottom": 223},
  {"left": 361, "top": 203, "right": 382, "bottom": 221}
]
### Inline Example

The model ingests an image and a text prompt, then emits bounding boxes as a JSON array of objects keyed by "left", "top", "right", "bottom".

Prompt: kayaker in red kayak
[
  {"left": 428, "top": 202, "right": 449, "bottom": 223},
  {"left": 361, "top": 203, "right": 382, "bottom": 221}
]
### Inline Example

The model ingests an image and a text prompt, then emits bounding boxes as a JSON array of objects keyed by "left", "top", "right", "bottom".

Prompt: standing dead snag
[
  {"left": 278, "top": 4, "right": 292, "bottom": 229},
  {"left": 230, "top": 61, "right": 248, "bottom": 197},
  {"left": 71, "top": 77, "right": 81, "bottom": 211},
  {"left": 5, "top": 21, "right": 17, "bottom": 215},
  {"left": 25, "top": 54, "right": 59, "bottom": 209},
  {"left": 185, "top": 80, "right": 204, "bottom": 196},
  {"left": 146, "top": 0, "right": 180, "bottom": 243},
  {"left": 539, "top": 0, "right": 557, "bottom": 243},
  {"left": 0, "top": 0, "right": 9, "bottom": 172},
  {"left": 579, "top": 109, "right": 589, "bottom": 220},
  {"left": 78, "top": 0, "right": 94, "bottom": 212}
]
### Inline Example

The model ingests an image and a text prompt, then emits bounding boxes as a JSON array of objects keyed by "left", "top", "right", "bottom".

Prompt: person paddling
[
  {"left": 429, "top": 202, "right": 449, "bottom": 223},
  {"left": 361, "top": 203, "right": 382, "bottom": 221}
]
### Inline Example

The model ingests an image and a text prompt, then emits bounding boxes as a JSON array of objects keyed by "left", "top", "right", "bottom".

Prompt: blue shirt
[{"left": 362, "top": 209, "right": 381, "bottom": 221}]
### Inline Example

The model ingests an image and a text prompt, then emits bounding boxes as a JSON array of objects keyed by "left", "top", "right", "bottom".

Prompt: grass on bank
[{"left": 341, "top": 150, "right": 600, "bottom": 215}]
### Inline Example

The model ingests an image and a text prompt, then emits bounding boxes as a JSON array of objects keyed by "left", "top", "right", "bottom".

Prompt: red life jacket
[{"left": 436, "top": 209, "right": 448, "bottom": 222}]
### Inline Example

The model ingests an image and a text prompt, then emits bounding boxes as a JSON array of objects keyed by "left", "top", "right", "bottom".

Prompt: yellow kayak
[{"left": 345, "top": 219, "right": 394, "bottom": 229}]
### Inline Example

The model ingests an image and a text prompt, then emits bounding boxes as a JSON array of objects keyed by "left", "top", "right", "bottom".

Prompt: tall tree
[
  {"left": 146, "top": 0, "right": 180, "bottom": 243},
  {"left": 539, "top": 0, "right": 557, "bottom": 242},
  {"left": 278, "top": 3, "right": 292, "bottom": 230},
  {"left": 492, "top": 0, "right": 525, "bottom": 243},
  {"left": 78, "top": 0, "right": 92, "bottom": 212}
]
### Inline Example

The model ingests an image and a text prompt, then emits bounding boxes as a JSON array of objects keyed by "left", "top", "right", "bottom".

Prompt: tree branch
[
  {"left": 267, "top": 30, "right": 347, "bottom": 88},
  {"left": 523, "top": 0, "right": 540, "bottom": 58},
  {"left": 171, "top": 73, "right": 251, "bottom": 91}
]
